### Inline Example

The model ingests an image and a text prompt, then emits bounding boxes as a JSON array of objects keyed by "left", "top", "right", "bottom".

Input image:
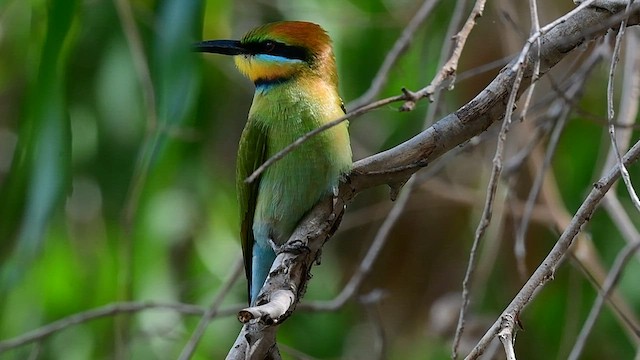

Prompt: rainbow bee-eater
[{"left": 196, "top": 21, "right": 352, "bottom": 304}]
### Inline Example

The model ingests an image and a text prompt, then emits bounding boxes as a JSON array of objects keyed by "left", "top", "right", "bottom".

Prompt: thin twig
[
  {"left": 511, "top": 0, "right": 597, "bottom": 73},
  {"left": 601, "top": 27, "right": 640, "bottom": 260},
  {"left": 515, "top": 115, "right": 568, "bottom": 278},
  {"left": 0, "top": 302, "right": 245, "bottom": 353},
  {"left": 568, "top": 240, "right": 640, "bottom": 360},
  {"left": 422, "top": 0, "right": 470, "bottom": 128},
  {"left": 513, "top": 0, "right": 543, "bottom": 280},
  {"left": 348, "top": 0, "right": 442, "bottom": 110},
  {"left": 518, "top": 0, "right": 541, "bottom": 123},
  {"left": 606, "top": 0, "right": 640, "bottom": 213},
  {"left": 452, "top": 59, "right": 525, "bottom": 360},
  {"left": 503, "top": 43, "right": 607, "bottom": 177},
  {"left": 433, "top": 0, "right": 487, "bottom": 89},
  {"left": 513, "top": 47, "right": 604, "bottom": 278},
  {"left": 178, "top": 258, "right": 243, "bottom": 360},
  {"left": 402, "top": 0, "right": 488, "bottom": 111}
]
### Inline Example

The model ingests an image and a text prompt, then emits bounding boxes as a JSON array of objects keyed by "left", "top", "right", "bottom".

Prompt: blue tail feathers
[{"left": 250, "top": 241, "right": 277, "bottom": 304}]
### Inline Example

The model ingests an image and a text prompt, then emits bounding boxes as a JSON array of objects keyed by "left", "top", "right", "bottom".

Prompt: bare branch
[
  {"left": 349, "top": 0, "right": 442, "bottom": 110},
  {"left": 512, "top": 0, "right": 544, "bottom": 278},
  {"left": 602, "top": 26, "right": 640, "bottom": 240},
  {"left": 422, "top": 0, "right": 471, "bottom": 127},
  {"left": 497, "top": 314, "right": 518, "bottom": 360},
  {"left": 0, "top": 301, "right": 236, "bottom": 353},
  {"left": 401, "top": 0, "right": 488, "bottom": 111},
  {"left": 519, "top": 0, "right": 541, "bottom": 123},
  {"left": 568, "top": 240, "right": 640, "bottom": 360},
  {"left": 226, "top": 323, "right": 280, "bottom": 360},
  {"left": 605, "top": 0, "right": 640, "bottom": 212},
  {"left": 452, "top": 36, "right": 525, "bottom": 360},
  {"left": 515, "top": 109, "right": 567, "bottom": 278}
]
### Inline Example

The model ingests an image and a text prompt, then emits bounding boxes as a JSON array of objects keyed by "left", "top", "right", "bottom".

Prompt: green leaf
[{"left": 0, "top": 0, "right": 79, "bottom": 289}]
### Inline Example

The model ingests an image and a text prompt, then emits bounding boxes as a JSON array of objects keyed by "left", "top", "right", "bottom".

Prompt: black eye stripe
[
  {"left": 263, "top": 41, "right": 276, "bottom": 52},
  {"left": 243, "top": 40, "right": 310, "bottom": 62}
]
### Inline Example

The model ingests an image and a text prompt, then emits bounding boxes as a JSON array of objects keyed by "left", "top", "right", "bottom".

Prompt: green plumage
[
  {"left": 237, "top": 80, "right": 351, "bottom": 303},
  {"left": 195, "top": 21, "right": 351, "bottom": 303}
]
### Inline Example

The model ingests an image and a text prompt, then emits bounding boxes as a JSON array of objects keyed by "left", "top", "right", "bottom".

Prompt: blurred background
[{"left": 1, "top": 0, "right": 639, "bottom": 359}]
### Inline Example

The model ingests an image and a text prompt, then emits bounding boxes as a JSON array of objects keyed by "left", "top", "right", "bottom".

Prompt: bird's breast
[{"left": 250, "top": 79, "right": 351, "bottom": 244}]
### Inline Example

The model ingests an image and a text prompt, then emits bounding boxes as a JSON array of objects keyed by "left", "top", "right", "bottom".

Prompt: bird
[{"left": 195, "top": 21, "right": 352, "bottom": 304}]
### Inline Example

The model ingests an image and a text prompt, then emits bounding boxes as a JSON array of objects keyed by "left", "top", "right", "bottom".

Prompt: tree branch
[{"left": 0, "top": 301, "right": 221, "bottom": 353}]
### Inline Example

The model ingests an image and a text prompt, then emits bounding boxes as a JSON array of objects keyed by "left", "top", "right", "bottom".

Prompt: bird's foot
[
  {"left": 269, "top": 239, "right": 311, "bottom": 255},
  {"left": 275, "top": 239, "right": 310, "bottom": 256},
  {"left": 574, "top": 0, "right": 634, "bottom": 13},
  {"left": 268, "top": 238, "right": 307, "bottom": 255}
]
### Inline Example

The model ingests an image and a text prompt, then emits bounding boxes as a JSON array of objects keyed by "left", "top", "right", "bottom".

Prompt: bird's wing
[{"left": 236, "top": 117, "right": 267, "bottom": 304}]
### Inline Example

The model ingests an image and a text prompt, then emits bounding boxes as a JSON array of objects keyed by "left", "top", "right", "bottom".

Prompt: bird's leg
[
  {"left": 327, "top": 184, "right": 345, "bottom": 236},
  {"left": 325, "top": 184, "right": 338, "bottom": 221},
  {"left": 574, "top": 0, "right": 634, "bottom": 13},
  {"left": 268, "top": 238, "right": 277, "bottom": 252}
]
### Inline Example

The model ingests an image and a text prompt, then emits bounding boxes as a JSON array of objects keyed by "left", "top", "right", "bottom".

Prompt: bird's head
[{"left": 195, "top": 21, "right": 338, "bottom": 88}]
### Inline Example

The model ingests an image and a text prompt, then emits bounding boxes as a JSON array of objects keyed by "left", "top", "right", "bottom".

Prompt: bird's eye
[{"left": 264, "top": 41, "right": 276, "bottom": 53}]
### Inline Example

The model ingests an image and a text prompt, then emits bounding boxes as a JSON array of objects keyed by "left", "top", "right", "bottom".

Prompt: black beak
[{"left": 193, "top": 40, "right": 246, "bottom": 55}]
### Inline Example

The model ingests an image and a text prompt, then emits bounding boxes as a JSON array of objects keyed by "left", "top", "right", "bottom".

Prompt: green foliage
[{"left": 0, "top": 0, "right": 78, "bottom": 290}]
